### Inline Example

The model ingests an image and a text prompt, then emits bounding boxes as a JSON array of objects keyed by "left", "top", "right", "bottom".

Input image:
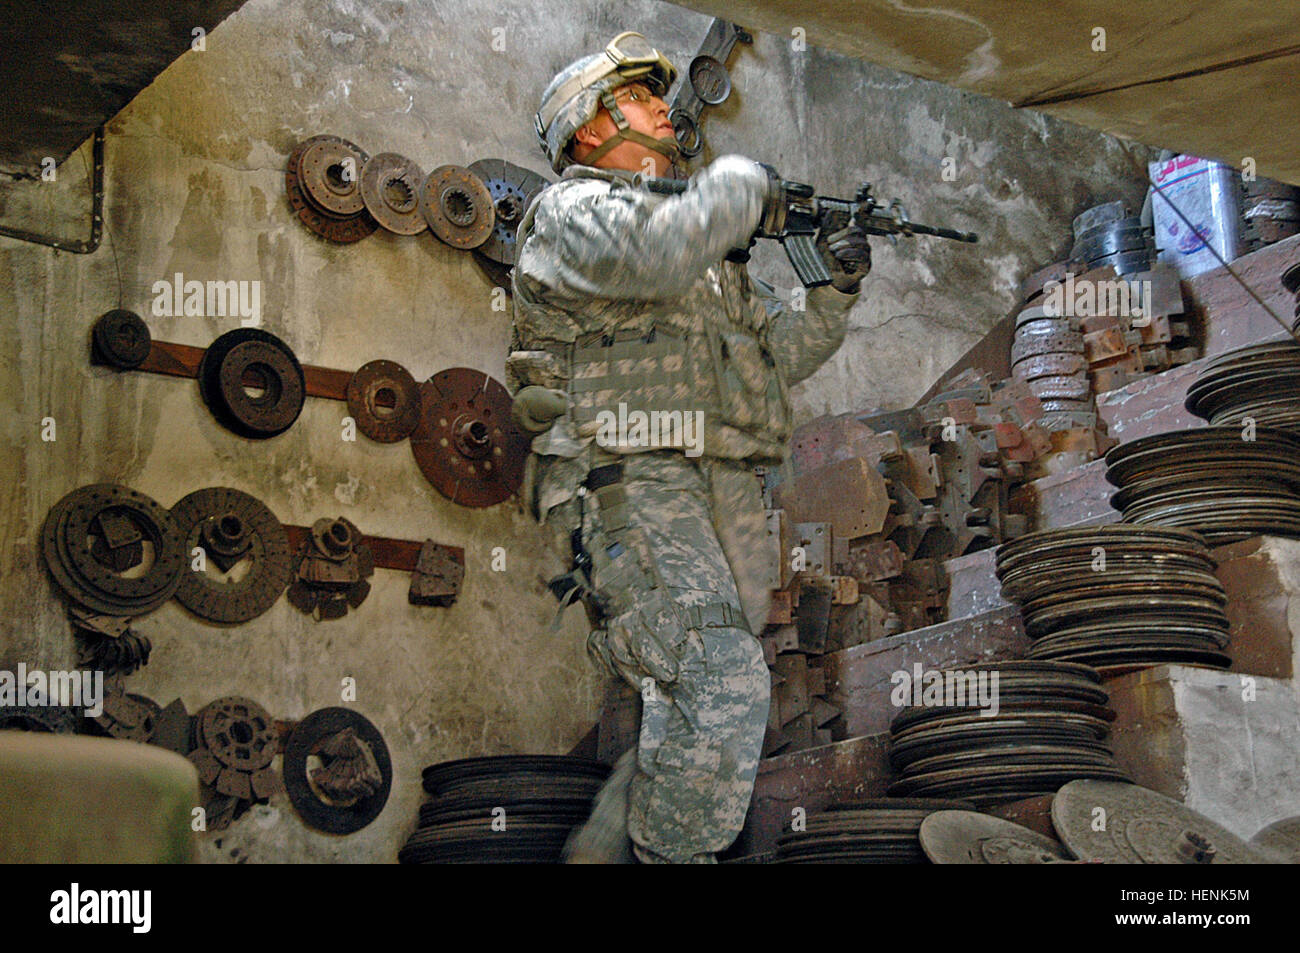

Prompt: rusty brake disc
[
  {"left": 91, "top": 309, "right": 152, "bottom": 369},
  {"left": 170, "top": 487, "right": 293, "bottom": 623},
  {"left": 346, "top": 359, "right": 421, "bottom": 443},
  {"left": 286, "top": 136, "right": 378, "bottom": 244},
  {"left": 199, "top": 328, "right": 306, "bottom": 439},
  {"left": 466, "top": 158, "right": 551, "bottom": 265},
  {"left": 421, "top": 165, "right": 495, "bottom": 249},
  {"left": 284, "top": 707, "right": 392, "bottom": 834},
  {"left": 299, "top": 136, "right": 369, "bottom": 216},
  {"left": 41, "top": 484, "right": 186, "bottom": 616},
  {"left": 409, "top": 368, "right": 530, "bottom": 507},
  {"left": 360, "top": 153, "right": 428, "bottom": 235}
]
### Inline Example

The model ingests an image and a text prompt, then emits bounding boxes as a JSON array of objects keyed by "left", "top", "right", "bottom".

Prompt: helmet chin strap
[{"left": 579, "top": 90, "right": 681, "bottom": 168}]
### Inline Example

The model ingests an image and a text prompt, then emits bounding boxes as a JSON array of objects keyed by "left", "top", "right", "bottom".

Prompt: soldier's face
[{"left": 573, "top": 81, "right": 674, "bottom": 177}]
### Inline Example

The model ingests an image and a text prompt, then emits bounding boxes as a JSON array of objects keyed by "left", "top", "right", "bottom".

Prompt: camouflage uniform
[{"left": 510, "top": 155, "right": 857, "bottom": 862}]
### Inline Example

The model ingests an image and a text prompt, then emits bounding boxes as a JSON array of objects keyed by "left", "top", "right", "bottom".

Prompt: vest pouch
[
  {"left": 568, "top": 327, "right": 692, "bottom": 428},
  {"left": 706, "top": 326, "right": 786, "bottom": 434}
]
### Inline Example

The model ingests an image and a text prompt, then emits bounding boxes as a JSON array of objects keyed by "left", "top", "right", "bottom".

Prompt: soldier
[{"left": 508, "top": 31, "right": 871, "bottom": 863}]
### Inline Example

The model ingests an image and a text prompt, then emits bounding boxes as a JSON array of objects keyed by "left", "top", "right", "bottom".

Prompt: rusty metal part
[
  {"left": 287, "top": 516, "right": 374, "bottom": 619},
  {"left": 420, "top": 165, "right": 495, "bottom": 249},
  {"left": 74, "top": 625, "right": 152, "bottom": 676},
  {"left": 403, "top": 755, "right": 610, "bottom": 862},
  {"left": 1088, "top": 248, "right": 1154, "bottom": 277},
  {"left": 1012, "top": 352, "right": 1087, "bottom": 380},
  {"left": 284, "top": 707, "right": 392, "bottom": 834},
  {"left": 88, "top": 507, "right": 144, "bottom": 572},
  {"left": 1071, "top": 218, "right": 1154, "bottom": 263},
  {"left": 89, "top": 691, "right": 162, "bottom": 743},
  {"left": 409, "top": 368, "right": 530, "bottom": 508},
  {"left": 194, "top": 696, "right": 279, "bottom": 802},
  {"left": 920, "top": 810, "right": 1074, "bottom": 863},
  {"left": 345, "top": 359, "right": 421, "bottom": 443},
  {"left": 772, "top": 456, "right": 890, "bottom": 540},
  {"left": 1072, "top": 201, "right": 1128, "bottom": 238},
  {"left": 409, "top": 539, "right": 465, "bottom": 607},
  {"left": 1025, "top": 373, "right": 1089, "bottom": 401},
  {"left": 198, "top": 328, "right": 306, "bottom": 439},
  {"left": 1012, "top": 326, "right": 1085, "bottom": 364},
  {"left": 360, "top": 153, "right": 428, "bottom": 235},
  {"left": 668, "top": 19, "right": 750, "bottom": 158},
  {"left": 148, "top": 699, "right": 192, "bottom": 756},
  {"left": 41, "top": 484, "right": 186, "bottom": 616},
  {"left": 298, "top": 135, "right": 370, "bottom": 216},
  {"left": 1053, "top": 780, "right": 1271, "bottom": 863},
  {"left": 420, "top": 754, "right": 610, "bottom": 797},
  {"left": 218, "top": 340, "right": 306, "bottom": 438},
  {"left": 170, "top": 487, "right": 293, "bottom": 624},
  {"left": 286, "top": 137, "right": 377, "bottom": 244},
  {"left": 1019, "top": 259, "right": 1083, "bottom": 303},
  {"left": 91, "top": 309, "right": 152, "bottom": 370},
  {"left": 466, "top": 159, "right": 551, "bottom": 265}
]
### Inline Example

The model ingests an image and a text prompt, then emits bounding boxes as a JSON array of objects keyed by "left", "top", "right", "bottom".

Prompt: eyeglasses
[{"left": 613, "top": 85, "right": 658, "bottom": 105}]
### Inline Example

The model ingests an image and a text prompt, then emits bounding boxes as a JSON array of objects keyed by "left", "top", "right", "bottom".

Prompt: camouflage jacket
[{"left": 509, "top": 156, "right": 857, "bottom": 472}]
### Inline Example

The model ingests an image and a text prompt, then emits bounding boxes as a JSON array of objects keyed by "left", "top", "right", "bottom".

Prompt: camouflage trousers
[{"left": 542, "top": 449, "right": 771, "bottom": 863}]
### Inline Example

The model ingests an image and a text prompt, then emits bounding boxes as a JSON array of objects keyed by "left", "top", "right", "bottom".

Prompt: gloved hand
[
  {"left": 816, "top": 221, "right": 871, "bottom": 294},
  {"left": 511, "top": 385, "right": 568, "bottom": 434}
]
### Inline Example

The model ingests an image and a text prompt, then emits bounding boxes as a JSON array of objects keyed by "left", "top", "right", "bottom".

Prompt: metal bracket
[
  {"left": 0, "top": 127, "right": 104, "bottom": 254},
  {"left": 668, "top": 20, "right": 752, "bottom": 158}
]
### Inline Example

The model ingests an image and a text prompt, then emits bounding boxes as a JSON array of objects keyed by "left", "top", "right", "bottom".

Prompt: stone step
[
  {"left": 1187, "top": 232, "right": 1300, "bottom": 358},
  {"left": 728, "top": 731, "right": 891, "bottom": 858},
  {"left": 1105, "top": 664, "right": 1300, "bottom": 841},
  {"left": 1096, "top": 358, "right": 1206, "bottom": 445}
]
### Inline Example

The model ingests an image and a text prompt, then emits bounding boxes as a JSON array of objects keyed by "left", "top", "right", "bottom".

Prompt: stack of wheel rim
[
  {"left": 1185, "top": 340, "right": 1300, "bottom": 435},
  {"left": 398, "top": 755, "right": 609, "bottom": 863},
  {"left": 773, "top": 798, "right": 974, "bottom": 863},
  {"left": 885, "top": 661, "right": 1129, "bottom": 808},
  {"left": 1104, "top": 427, "right": 1300, "bottom": 543},
  {"left": 995, "top": 525, "right": 1231, "bottom": 670}
]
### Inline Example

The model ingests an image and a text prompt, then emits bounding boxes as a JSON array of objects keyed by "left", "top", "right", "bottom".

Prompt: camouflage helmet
[{"left": 535, "top": 31, "right": 678, "bottom": 173}]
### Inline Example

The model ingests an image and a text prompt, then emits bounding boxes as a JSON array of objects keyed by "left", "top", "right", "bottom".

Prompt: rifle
[{"left": 640, "top": 172, "right": 978, "bottom": 288}]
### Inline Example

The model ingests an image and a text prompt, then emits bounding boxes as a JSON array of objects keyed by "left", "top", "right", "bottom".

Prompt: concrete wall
[{"left": 0, "top": 0, "right": 1156, "bottom": 862}]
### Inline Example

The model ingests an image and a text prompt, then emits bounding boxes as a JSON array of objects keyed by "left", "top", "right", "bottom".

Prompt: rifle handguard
[{"left": 756, "top": 163, "right": 788, "bottom": 239}]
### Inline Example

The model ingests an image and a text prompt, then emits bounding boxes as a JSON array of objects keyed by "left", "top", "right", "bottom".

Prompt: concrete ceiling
[
  {"left": 0, "top": 0, "right": 249, "bottom": 174},
  {"left": 670, "top": 0, "right": 1300, "bottom": 185}
]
